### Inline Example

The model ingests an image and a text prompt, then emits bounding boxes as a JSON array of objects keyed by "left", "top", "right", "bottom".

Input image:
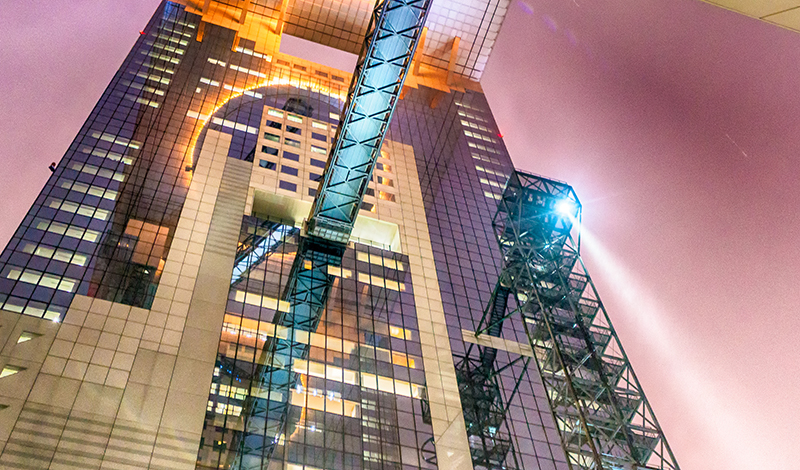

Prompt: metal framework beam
[
  {"left": 229, "top": 236, "right": 344, "bottom": 469},
  {"left": 230, "top": 219, "right": 297, "bottom": 286},
  {"left": 482, "top": 170, "right": 681, "bottom": 470},
  {"left": 307, "top": 0, "right": 431, "bottom": 243},
  {"left": 227, "top": 2, "right": 431, "bottom": 465}
]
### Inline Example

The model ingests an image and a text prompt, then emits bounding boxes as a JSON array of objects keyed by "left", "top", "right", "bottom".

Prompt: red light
[
  {"left": 140, "top": 31, "right": 145, "bottom": 35},
  {"left": 498, "top": 133, "right": 504, "bottom": 138}
]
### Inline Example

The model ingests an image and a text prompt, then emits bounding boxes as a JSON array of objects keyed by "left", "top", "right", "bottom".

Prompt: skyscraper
[{"left": 0, "top": 1, "right": 678, "bottom": 470}]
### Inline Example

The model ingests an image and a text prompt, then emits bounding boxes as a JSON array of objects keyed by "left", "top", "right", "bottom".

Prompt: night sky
[{"left": 0, "top": 1, "right": 798, "bottom": 469}]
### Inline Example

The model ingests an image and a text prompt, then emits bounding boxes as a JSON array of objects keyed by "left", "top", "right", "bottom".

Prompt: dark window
[
  {"left": 310, "top": 158, "right": 326, "bottom": 168},
  {"left": 311, "top": 132, "right": 327, "bottom": 142},
  {"left": 267, "top": 120, "right": 282, "bottom": 130},
  {"left": 361, "top": 202, "right": 374, "bottom": 211},
  {"left": 281, "top": 166, "right": 298, "bottom": 177},
  {"left": 261, "top": 146, "right": 278, "bottom": 155},
  {"left": 283, "top": 151, "right": 300, "bottom": 162},
  {"left": 258, "top": 160, "right": 275, "bottom": 170},
  {"left": 309, "top": 172, "right": 321, "bottom": 181},
  {"left": 279, "top": 180, "right": 297, "bottom": 192},
  {"left": 365, "top": 188, "right": 375, "bottom": 197},
  {"left": 308, "top": 187, "right": 317, "bottom": 197}
]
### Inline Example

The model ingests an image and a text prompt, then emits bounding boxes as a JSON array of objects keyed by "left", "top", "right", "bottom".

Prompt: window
[
  {"left": 378, "top": 191, "right": 396, "bottom": 202},
  {"left": 258, "top": 160, "right": 275, "bottom": 170},
  {"left": 267, "top": 108, "right": 283, "bottom": 119},
  {"left": 308, "top": 187, "right": 317, "bottom": 197},
  {"left": 376, "top": 176, "right": 393, "bottom": 187},
  {"left": 311, "top": 132, "right": 327, "bottom": 142},
  {"left": 287, "top": 114, "right": 303, "bottom": 124},
  {"left": 59, "top": 180, "right": 117, "bottom": 200},
  {"left": 309, "top": 172, "right": 321, "bottom": 181},
  {"left": 3, "top": 266, "right": 78, "bottom": 293},
  {"left": 33, "top": 218, "right": 100, "bottom": 243},
  {"left": 261, "top": 146, "right": 278, "bottom": 156},
  {"left": 264, "top": 132, "right": 280, "bottom": 142},
  {"left": 310, "top": 158, "right": 326, "bottom": 168},
  {"left": 279, "top": 181, "right": 297, "bottom": 192},
  {"left": 283, "top": 151, "right": 300, "bottom": 162},
  {"left": 310, "top": 145, "right": 327, "bottom": 155},
  {"left": 267, "top": 120, "right": 282, "bottom": 130},
  {"left": 284, "top": 137, "right": 301, "bottom": 148},
  {"left": 365, "top": 188, "right": 375, "bottom": 197},
  {"left": 281, "top": 166, "right": 298, "bottom": 177},
  {"left": 19, "top": 242, "right": 88, "bottom": 266}
]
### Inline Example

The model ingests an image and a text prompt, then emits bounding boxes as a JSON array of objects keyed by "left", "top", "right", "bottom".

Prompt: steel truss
[
  {"left": 471, "top": 171, "right": 680, "bottom": 470},
  {"left": 229, "top": 236, "right": 344, "bottom": 469},
  {"left": 226, "top": 1, "right": 431, "bottom": 466},
  {"left": 308, "top": 0, "right": 431, "bottom": 243},
  {"left": 230, "top": 218, "right": 297, "bottom": 287}
]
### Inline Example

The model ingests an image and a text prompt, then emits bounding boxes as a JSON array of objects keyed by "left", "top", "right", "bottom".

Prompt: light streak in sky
[{"left": 569, "top": 214, "right": 783, "bottom": 470}]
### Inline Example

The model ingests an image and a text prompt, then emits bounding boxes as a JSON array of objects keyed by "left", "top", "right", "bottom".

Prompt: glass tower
[{"left": 0, "top": 2, "right": 678, "bottom": 470}]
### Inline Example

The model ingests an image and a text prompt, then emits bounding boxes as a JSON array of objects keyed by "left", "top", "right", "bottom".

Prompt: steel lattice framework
[
  {"left": 230, "top": 237, "right": 345, "bottom": 469},
  {"left": 226, "top": 1, "right": 431, "bottom": 466},
  {"left": 230, "top": 219, "right": 298, "bottom": 287},
  {"left": 307, "top": 0, "right": 431, "bottom": 243},
  {"left": 473, "top": 171, "right": 681, "bottom": 470}
]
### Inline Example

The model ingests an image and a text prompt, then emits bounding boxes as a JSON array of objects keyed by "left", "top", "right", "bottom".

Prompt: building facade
[{"left": 0, "top": 1, "right": 677, "bottom": 470}]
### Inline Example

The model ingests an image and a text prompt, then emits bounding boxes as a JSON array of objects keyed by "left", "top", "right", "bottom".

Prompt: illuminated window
[
  {"left": 34, "top": 218, "right": 100, "bottom": 243},
  {"left": 69, "top": 162, "right": 125, "bottom": 182},
  {"left": 3, "top": 267, "right": 78, "bottom": 293},
  {"left": 19, "top": 242, "right": 88, "bottom": 267},
  {"left": 46, "top": 198, "right": 110, "bottom": 221},
  {"left": 389, "top": 325, "right": 412, "bottom": 340}
]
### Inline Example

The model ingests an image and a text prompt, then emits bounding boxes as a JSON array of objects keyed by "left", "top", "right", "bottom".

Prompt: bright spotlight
[{"left": 555, "top": 199, "right": 575, "bottom": 216}]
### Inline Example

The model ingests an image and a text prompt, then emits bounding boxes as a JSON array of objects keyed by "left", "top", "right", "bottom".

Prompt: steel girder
[
  {"left": 450, "top": 281, "right": 525, "bottom": 469},
  {"left": 479, "top": 171, "right": 680, "bottom": 470},
  {"left": 228, "top": 236, "right": 344, "bottom": 469},
  {"left": 230, "top": 219, "right": 298, "bottom": 287},
  {"left": 307, "top": 0, "right": 432, "bottom": 243},
  {"left": 224, "top": 1, "right": 431, "bottom": 464}
]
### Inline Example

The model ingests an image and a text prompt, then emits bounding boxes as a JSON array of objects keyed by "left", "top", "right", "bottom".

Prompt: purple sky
[{"left": 0, "top": 1, "right": 798, "bottom": 468}]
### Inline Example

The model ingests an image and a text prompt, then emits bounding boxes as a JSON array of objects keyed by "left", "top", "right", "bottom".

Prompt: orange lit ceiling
[{"left": 176, "top": 0, "right": 511, "bottom": 83}]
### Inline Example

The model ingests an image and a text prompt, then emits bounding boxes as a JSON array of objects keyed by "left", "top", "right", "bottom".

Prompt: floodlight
[{"left": 555, "top": 199, "right": 575, "bottom": 216}]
